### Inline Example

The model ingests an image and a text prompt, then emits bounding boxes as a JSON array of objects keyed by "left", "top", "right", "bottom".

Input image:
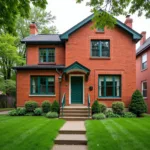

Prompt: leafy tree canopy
[
  {"left": 0, "top": 0, "right": 47, "bottom": 34},
  {"left": 77, "top": 0, "right": 150, "bottom": 29}
]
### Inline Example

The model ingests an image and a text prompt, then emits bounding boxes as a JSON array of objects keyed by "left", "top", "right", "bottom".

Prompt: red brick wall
[
  {"left": 136, "top": 48, "right": 150, "bottom": 113},
  {"left": 26, "top": 44, "right": 65, "bottom": 65}
]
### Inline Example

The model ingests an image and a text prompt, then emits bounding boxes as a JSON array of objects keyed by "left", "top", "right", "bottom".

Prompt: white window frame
[
  {"left": 142, "top": 81, "right": 147, "bottom": 98},
  {"left": 141, "top": 53, "right": 147, "bottom": 71}
]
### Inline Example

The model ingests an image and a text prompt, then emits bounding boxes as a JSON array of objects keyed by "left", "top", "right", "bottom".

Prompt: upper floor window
[
  {"left": 96, "top": 27, "right": 104, "bottom": 32},
  {"left": 142, "top": 81, "right": 147, "bottom": 98},
  {"left": 141, "top": 53, "right": 147, "bottom": 70},
  {"left": 39, "top": 48, "right": 55, "bottom": 63},
  {"left": 31, "top": 76, "right": 55, "bottom": 95},
  {"left": 98, "top": 75, "right": 121, "bottom": 98},
  {"left": 91, "top": 40, "right": 110, "bottom": 57}
]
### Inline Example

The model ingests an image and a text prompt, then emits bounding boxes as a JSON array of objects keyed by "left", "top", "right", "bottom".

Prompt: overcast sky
[{"left": 47, "top": 0, "right": 150, "bottom": 47}]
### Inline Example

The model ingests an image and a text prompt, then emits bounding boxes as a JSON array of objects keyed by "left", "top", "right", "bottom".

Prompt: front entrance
[{"left": 70, "top": 76, "right": 83, "bottom": 104}]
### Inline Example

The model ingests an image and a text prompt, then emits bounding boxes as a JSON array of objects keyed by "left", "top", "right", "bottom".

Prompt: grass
[
  {"left": 86, "top": 115, "right": 150, "bottom": 150},
  {"left": 0, "top": 108, "right": 14, "bottom": 112},
  {"left": 0, "top": 115, "right": 65, "bottom": 150}
]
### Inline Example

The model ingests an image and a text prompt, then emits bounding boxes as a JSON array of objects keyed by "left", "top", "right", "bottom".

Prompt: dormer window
[{"left": 39, "top": 48, "right": 55, "bottom": 63}]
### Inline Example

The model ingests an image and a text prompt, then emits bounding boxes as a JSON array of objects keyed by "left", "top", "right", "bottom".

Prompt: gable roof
[
  {"left": 136, "top": 37, "right": 150, "bottom": 56},
  {"left": 60, "top": 13, "right": 141, "bottom": 42}
]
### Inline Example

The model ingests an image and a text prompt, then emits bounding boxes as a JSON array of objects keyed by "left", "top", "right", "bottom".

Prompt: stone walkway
[
  {"left": 52, "top": 121, "right": 87, "bottom": 150},
  {"left": 0, "top": 111, "right": 9, "bottom": 115}
]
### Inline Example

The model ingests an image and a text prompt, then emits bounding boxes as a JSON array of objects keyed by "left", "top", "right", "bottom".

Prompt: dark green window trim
[
  {"left": 39, "top": 48, "right": 55, "bottom": 63},
  {"left": 30, "top": 76, "right": 55, "bottom": 95},
  {"left": 98, "top": 75, "right": 121, "bottom": 98},
  {"left": 91, "top": 40, "right": 110, "bottom": 57}
]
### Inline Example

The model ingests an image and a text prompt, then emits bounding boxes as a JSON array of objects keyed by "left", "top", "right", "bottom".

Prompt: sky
[{"left": 47, "top": 0, "right": 150, "bottom": 47}]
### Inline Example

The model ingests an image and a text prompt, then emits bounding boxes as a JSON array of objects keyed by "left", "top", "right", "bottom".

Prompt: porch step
[
  {"left": 60, "top": 110, "right": 90, "bottom": 113},
  {"left": 59, "top": 116, "right": 91, "bottom": 121},
  {"left": 60, "top": 113, "right": 89, "bottom": 117},
  {"left": 54, "top": 134, "right": 87, "bottom": 145}
]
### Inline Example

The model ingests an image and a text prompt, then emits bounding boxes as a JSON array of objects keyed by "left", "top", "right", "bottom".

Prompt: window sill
[
  {"left": 97, "top": 97, "right": 122, "bottom": 101},
  {"left": 89, "top": 57, "right": 110, "bottom": 60},
  {"left": 141, "top": 68, "right": 148, "bottom": 72},
  {"left": 38, "top": 62, "right": 56, "bottom": 65},
  {"left": 29, "top": 94, "right": 56, "bottom": 97}
]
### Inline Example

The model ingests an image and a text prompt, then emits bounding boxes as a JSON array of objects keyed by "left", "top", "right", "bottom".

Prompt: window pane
[
  {"left": 99, "top": 76, "right": 104, "bottom": 96},
  {"left": 114, "top": 76, "right": 120, "bottom": 97},
  {"left": 48, "top": 49, "right": 55, "bottom": 62},
  {"left": 31, "top": 77, "right": 38, "bottom": 94},
  {"left": 143, "top": 82, "right": 147, "bottom": 90},
  {"left": 101, "top": 41, "right": 110, "bottom": 57},
  {"left": 106, "top": 77, "right": 113, "bottom": 96},
  {"left": 142, "top": 62, "right": 147, "bottom": 70},
  {"left": 40, "top": 49, "right": 47, "bottom": 62},
  {"left": 142, "top": 54, "right": 147, "bottom": 63},
  {"left": 142, "top": 82, "right": 147, "bottom": 97},
  {"left": 48, "top": 77, "right": 55, "bottom": 94},
  {"left": 40, "top": 77, "right": 47, "bottom": 94},
  {"left": 91, "top": 41, "right": 99, "bottom": 56}
]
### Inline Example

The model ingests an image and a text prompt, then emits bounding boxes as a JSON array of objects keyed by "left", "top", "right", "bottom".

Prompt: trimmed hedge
[
  {"left": 99, "top": 103, "right": 107, "bottom": 113},
  {"left": 46, "top": 112, "right": 58, "bottom": 118},
  {"left": 25, "top": 101, "right": 38, "bottom": 112},
  {"left": 92, "top": 113, "right": 106, "bottom": 120},
  {"left": 92, "top": 100, "right": 100, "bottom": 114},
  {"left": 34, "top": 108, "right": 42, "bottom": 116},
  {"left": 51, "top": 100, "right": 59, "bottom": 113},
  {"left": 9, "top": 108, "right": 26, "bottom": 116},
  {"left": 105, "top": 110, "right": 120, "bottom": 118},
  {"left": 112, "top": 102, "right": 124, "bottom": 115},
  {"left": 42, "top": 100, "right": 51, "bottom": 113},
  {"left": 122, "top": 112, "right": 136, "bottom": 118}
]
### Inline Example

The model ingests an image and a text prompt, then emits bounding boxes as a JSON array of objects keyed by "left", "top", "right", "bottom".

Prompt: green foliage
[
  {"left": 42, "top": 101, "right": 51, "bottom": 113},
  {"left": 112, "top": 102, "right": 124, "bottom": 115},
  {"left": 8, "top": 109, "right": 18, "bottom": 116},
  {"left": 0, "top": 0, "right": 47, "bottom": 34},
  {"left": 99, "top": 103, "right": 107, "bottom": 113},
  {"left": 92, "top": 100, "right": 100, "bottom": 114},
  {"left": 25, "top": 112, "right": 34, "bottom": 116},
  {"left": 105, "top": 110, "right": 120, "bottom": 118},
  {"left": 92, "top": 113, "right": 106, "bottom": 120},
  {"left": 34, "top": 108, "right": 42, "bottom": 116},
  {"left": 9, "top": 108, "right": 26, "bottom": 116},
  {"left": 51, "top": 100, "right": 60, "bottom": 113},
  {"left": 25, "top": 101, "right": 38, "bottom": 113},
  {"left": 122, "top": 112, "right": 136, "bottom": 118},
  {"left": 46, "top": 112, "right": 58, "bottom": 118},
  {"left": 129, "top": 90, "right": 147, "bottom": 117}
]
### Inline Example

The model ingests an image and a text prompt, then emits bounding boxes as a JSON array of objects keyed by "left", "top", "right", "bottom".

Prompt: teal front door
[{"left": 71, "top": 76, "right": 83, "bottom": 104}]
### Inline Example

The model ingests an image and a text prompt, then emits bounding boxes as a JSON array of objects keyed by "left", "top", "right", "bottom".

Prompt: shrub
[
  {"left": 92, "top": 113, "right": 106, "bottom": 120},
  {"left": 92, "top": 100, "right": 100, "bottom": 114},
  {"left": 112, "top": 101, "right": 124, "bottom": 115},
  {"left": 46, "top": 112, "right": 58, "bottom": 118},
  {"left": 34, "top": 108, "right": 42, "bottom": 116},
  {"left": 42, "top": 100, "right": 51, "bottom": 113},
  {"left": 99, "top": 103, "right": 107, "bottom": 113},
  {"left": 105, "top": 110, "right": 120, "bottom": 118},
  {"left": 25, "top": 101, "right": 38, "bottom": 112},
  {"left": 25, "top": 112, "right": 34, "bottom": 116},
  {"left": 51, "top": 100, "right": 59, "bottom": 113},
  {"left": 129, "top": 90, "right": 147, "bottom": 117},
  {"left": 17, "top": 108, "right": 26, "bottom": 116},
  {"left": 122, "top": 112, "right": 136, "bottom": 118},
  {"left": 9, "top": 109, "right": 18, "bottom": 116}
]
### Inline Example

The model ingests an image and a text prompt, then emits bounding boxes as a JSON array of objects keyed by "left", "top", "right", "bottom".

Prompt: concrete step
[
  {"left": 54, "top": 134, "right": 87, "bottom": 145},
  {"left": 60, "top": 113, "right": 89, "bottom": 117},
  {"left": 60, "top": 110, "right": 90, "bottom": 113},
  {"left": 59, "top": 116, "right": 91, "bottom": 121},
  {"left": 60, "top": 107, "right": 90, "bottom": 111},
  {"left": 52, "top": 145, "right": 87, "bottom": 150}
]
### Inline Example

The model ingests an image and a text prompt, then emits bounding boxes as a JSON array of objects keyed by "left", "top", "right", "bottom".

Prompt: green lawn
[
  {"left": 86, "top": 115, "right": 150, "bottom": 150},
  {"left": 0, "top": 115, "right": 65, "bottom": 150}
]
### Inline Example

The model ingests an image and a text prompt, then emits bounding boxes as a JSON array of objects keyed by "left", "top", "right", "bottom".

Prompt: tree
[
  {"left": 0, "top": 0, "right": 47, "bottom": 35},
  {"left": 16, "top": 6, "right": 58, "bottom": 57},
  {"left": 129, "top": 90, "right": 147, "bottom": 117},
  {"left": 77, "top": 0, "right": 150, "bottom": 29},
  {"left": 0, "top": 34, "right": 24, "bottom": 80}
]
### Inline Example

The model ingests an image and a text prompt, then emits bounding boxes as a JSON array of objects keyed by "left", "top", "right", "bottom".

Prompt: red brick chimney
[
  {"left": 124, "top": 15, "right": 133, "bottom": 28},
  {"left": 140, "top": 31, "right": 146, "bottom": 46},
  {"left": 29, "top": 22, "right": 38, "bottom": 35}
]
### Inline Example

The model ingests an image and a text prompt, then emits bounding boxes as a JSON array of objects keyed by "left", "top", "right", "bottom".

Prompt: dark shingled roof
[
  {"left": 136, "top": 37, "right": 150, "bottom": 56},
  {"left": 13, "top": 65, "right": 65, "bottom": 70},
  {"left": 21, "top": 34, "right": 61, "bottom": 43}
]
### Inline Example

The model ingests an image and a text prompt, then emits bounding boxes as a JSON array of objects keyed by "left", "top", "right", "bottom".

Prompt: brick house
[
  {"left": 136, "top": 32, "right": 150, "bottom": 113},
  {"left": 14, "top": 14, "right": 141, "bottom": 109}
]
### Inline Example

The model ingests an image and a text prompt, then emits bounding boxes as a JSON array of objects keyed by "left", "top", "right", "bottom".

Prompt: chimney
[
  {"left": 140, "top": 31, "right": 146, "bottom": 46},
  {"left": 125, "top": 15, "right": 133, "bottom": 28},
  {"left": 29, "top": 22, "right": 38, "bottom": 35}
]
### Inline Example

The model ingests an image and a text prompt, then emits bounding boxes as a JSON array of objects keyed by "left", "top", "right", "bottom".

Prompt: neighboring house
[
  {"left": 14, "top": 14, "right": 141, "bottom": 109},
  {"left": 136, "top": 32, "right": 150, "bottom": 113}
]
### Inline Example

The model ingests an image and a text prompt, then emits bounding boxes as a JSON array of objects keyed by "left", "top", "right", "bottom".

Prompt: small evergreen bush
[
  {"left": 99, "top": 103, "right": 107, "bottom": 113},
  {"left": 17, "top": 108, "right": 26, "bottom": 116},
  {"left": 9, "top": 109, "right": 18, "bottom": 116},
  {"left": 112, "top": 101, "right": 124, "bottom": 115},
  {"left": 105, "top": 110, "right": 120, "bottom": 118},
  {"left": 92, "top": 113, "right": 106, "bottom": 120},
  {"left": 25, "top": 101, "right": 38, "bottom": 112},
  {"left": 92, "top": 100, "right": 100, "bottom": 114},
  {"left": 122, "top": 112, "right": 136, "bottom": 118},
  {"left": 129, "top": 90, "right": 147, "bottom": 117},
  {"left": 51, "top": 100, "right": 59, "bottom": 113},
  {"left": 42, "top": 100, "right": 51, "bottom": 113},
  {"left": 34, "top": 108, "right": 42, "bottom": 116},
  {"left": 46, "top": 112, "right": 58, "bottom": 118}
]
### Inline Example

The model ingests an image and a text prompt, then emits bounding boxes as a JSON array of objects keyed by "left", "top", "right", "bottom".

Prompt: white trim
[
  {"left": 69, "top": 74, "right": 85, "bottom": 104},
  {"left": 29, "top": 95, "right": 56, "bottom": 97}
]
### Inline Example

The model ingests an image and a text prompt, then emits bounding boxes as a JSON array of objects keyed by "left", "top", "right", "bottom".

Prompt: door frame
[{"left": 69, "top": 74, "right": 85, "bottom": 104}]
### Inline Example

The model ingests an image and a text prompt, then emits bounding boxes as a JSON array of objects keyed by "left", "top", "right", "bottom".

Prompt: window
[
  {"left": 39, "top": 48, "right": 55, "bottom": 63},
  {"left": 96, "top": 28, "right": 104, "bottom": 32},
  {"left": 31, "top": 76, "right": 55, "bottom": 95},
  {"left": 99, "top": 75, "right": 121, "bottom": 97},
  {"left": 142, "top": 81, "right": 147, "bottom": 98},
  {"left": 142, "top": 53, "right": 147, "bottom": 70},
  {"left": 91, "top": 40, "right": 110, "bottom": 57}
]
